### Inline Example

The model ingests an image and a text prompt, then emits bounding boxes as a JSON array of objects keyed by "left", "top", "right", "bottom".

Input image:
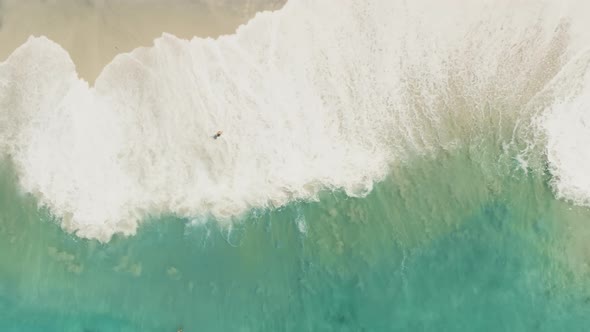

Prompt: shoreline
[{"left": 0, "top": 0, "right": 285, "bottom": 83}]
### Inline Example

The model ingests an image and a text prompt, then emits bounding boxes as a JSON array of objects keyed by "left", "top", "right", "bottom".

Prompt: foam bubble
[
  {"left": 542, "top": 50, "right": 590, "bottom": 206},
  {"left": 295, "top": 207, "right": 307, "bottom": 235}
]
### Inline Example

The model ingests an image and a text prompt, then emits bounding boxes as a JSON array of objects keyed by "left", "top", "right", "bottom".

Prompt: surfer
[{"left": 213, "top": 130, "right": 223, "bottom": 139}]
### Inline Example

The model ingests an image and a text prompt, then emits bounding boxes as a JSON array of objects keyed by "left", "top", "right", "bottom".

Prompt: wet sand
[{"left": 0, "top": 0, "right": 285, "bottom": 83}]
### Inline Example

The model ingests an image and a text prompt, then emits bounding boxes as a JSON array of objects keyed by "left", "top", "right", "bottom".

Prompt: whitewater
[{"left": 1, "top": 0, "right": 590, "bottom": 241}]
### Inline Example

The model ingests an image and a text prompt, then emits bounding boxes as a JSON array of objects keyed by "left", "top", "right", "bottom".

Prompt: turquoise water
[
  {"left": 2, "top": 146, "right": 590, "bottom": 331},
  {"left": 4, "top": 0, "right": 590, "bottom": 330}
]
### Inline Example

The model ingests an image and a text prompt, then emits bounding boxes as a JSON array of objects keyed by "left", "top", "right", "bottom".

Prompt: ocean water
[{"left": 3, "top": 0, "right": 590, "bottom": 331}]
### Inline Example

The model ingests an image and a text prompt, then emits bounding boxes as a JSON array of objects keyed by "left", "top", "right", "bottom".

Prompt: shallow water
[
  {"left": 4, "top": 0, "right": 590, "bottom": 330},
  {"left": 2, "top": 146, "right": 590, "bottom": 331}
]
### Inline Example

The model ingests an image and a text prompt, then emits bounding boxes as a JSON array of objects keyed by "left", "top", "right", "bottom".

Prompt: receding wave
[{"left": 0, "top": 0, "right": 589, "bottom": 241}]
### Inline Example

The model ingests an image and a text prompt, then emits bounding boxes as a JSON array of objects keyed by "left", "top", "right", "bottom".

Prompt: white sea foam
[
  {"left": 0, "top": 0, "right": 588, "bottom": 241},
  {"left": 542, "top": 50, "right": 590, "bottom": 207}
]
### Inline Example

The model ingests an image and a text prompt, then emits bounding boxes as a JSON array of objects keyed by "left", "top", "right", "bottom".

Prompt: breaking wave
[{"left": 1, "top": 0, "right": 590, "bottom": 241}]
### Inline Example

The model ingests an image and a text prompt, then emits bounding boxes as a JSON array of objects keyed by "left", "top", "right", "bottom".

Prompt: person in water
[{"left": 213, "top": 130, "right": 223, "bottom": 139}]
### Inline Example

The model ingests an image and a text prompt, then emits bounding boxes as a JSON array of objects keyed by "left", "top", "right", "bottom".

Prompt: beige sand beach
[{"left": 0, "top": 0, "right": 286, "bottom": 83}]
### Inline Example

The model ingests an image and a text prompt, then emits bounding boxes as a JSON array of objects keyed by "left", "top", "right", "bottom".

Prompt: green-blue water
[{"left": 2, "top": 147, "right": 590, "bottom": 331}]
